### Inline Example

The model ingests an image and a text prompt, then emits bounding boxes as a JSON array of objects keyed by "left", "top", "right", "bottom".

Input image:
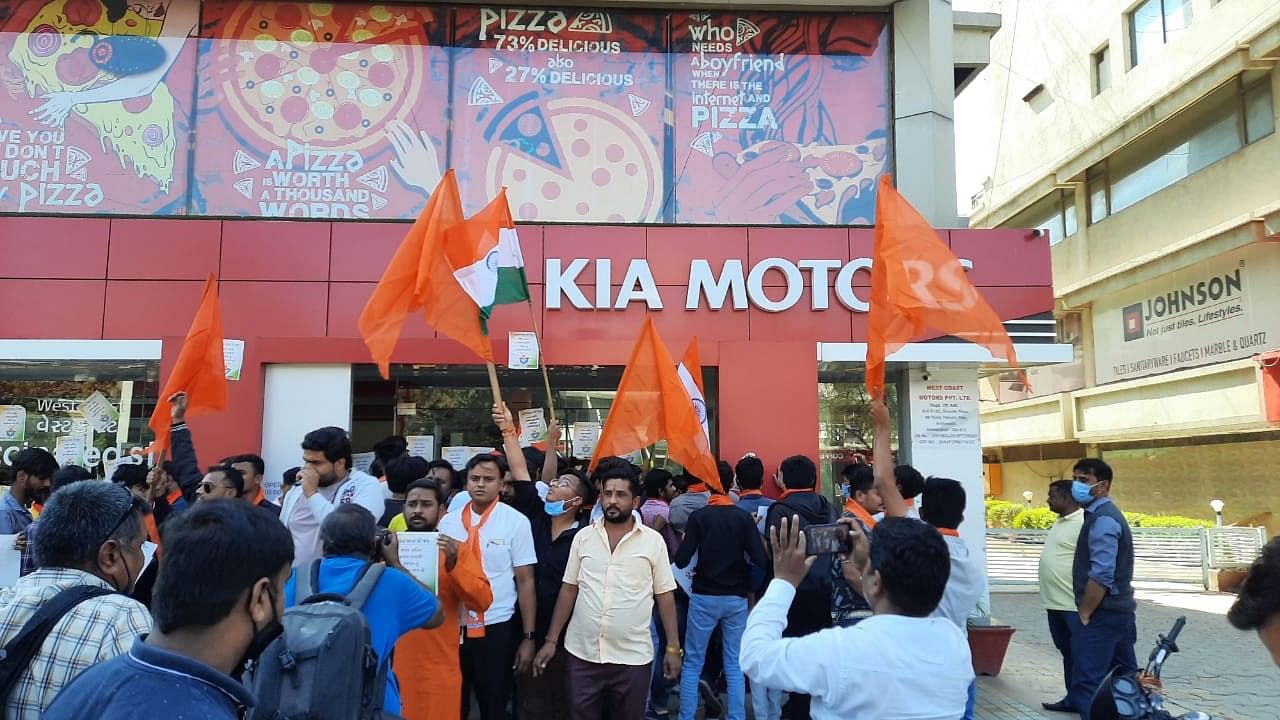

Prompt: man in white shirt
[
  {"left": 742, "top": 515, "right": 972, "bottom": 720},
  {"left": 439, "top": 453, "right": 539, "bottom": 720},
  {"left": 280, "top": 426, "right": 385, "bottom": 567},
  {"left": 1039, "top": 479, "right": 1084, "bottom": 709}
]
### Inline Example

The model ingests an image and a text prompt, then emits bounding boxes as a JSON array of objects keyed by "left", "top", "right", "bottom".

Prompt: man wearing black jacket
[
  {"left": 761, "top": 455, "right": 838, "bottom": 720},
  {"left": 149, "top": 392, "right": 203, "bottom": 528},
  {"left": 674, "top": 486, "right": 766, "bottom": 720},
  {"left": 494, "top": 406, "right": 595, "bottom": 720}
]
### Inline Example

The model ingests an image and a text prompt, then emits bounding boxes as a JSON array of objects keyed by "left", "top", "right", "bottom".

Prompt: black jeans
[
  {"left": 462, "top": 617, "right": 520, "bottom": 720},
  {"left": 1046, "top": 609, "right": 1080, "bottom": 695}
]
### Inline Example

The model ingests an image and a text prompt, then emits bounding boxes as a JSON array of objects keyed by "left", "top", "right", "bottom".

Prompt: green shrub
[
  {"left": 1140, "top": 514, "right": 1213, "bottom": 529},
  {"left": 1124, "top": 512, "right": 1152, "bottom": 527},
  {"left": 985, "top": 499, "right": 1024, "bottom": 528},
  {"left": 1012, "top": 507, "right": 1058, "bottom": 530}
]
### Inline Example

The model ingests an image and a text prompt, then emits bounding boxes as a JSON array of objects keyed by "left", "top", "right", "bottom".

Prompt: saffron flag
[
  {"left": 147, "top": 274, "right": 227, "bottom": 455},
  {"left": 866, "top": 175, "right": 1024, "bottom": 399},
  {"left": 592, "top": 317, "right": 722, "bottom": 492},
  {"left": 677, "top": 338, "right": 710, "bottom": 447},
  {"left": 444, "top": 188, "right": 530, "bottom": 333},
  {"left": 359, "top": 171, "right": 492, "bottom": 377}
]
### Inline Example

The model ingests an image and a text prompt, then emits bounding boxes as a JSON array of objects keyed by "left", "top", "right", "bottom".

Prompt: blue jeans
[
  {"left": 679, "top": 593, "right": 747, "bottom": 720},
  {"left": 964, "top": 679, "right": 976, "bottom": 720}
]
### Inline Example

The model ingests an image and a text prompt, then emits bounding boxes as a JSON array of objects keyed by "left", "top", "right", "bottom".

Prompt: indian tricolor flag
[
  {"left": 444, "top": 189, "right": 530, "bottom": 333},
  {"left": 677, "top": 338, "right": 710, "bottom": 446}
]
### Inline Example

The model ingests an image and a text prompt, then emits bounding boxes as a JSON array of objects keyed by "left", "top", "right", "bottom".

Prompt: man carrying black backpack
[
  {"left": 279, "top": 504, "right": 444, "bottom": 718},
  {"left": 761, "top": 455, "right": 839, "bottom": 720}
]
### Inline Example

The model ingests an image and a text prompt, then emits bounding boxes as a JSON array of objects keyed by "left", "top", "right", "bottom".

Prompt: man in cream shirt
[
  {"left": 533, "top": 461, "right": 682, "bottom": 720},
  {"left": 1039, "top": 479, "right": 1084, "bottom": 710}
]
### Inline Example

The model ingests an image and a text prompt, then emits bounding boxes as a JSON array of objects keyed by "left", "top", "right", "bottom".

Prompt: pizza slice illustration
[{"left": 568, "top": 12, "right": 613, "bottom": 34}]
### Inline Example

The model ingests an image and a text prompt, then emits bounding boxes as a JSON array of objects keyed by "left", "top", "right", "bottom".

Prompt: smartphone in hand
[{"left": 803, "top": 523, "right": 852, "bottom": 556}]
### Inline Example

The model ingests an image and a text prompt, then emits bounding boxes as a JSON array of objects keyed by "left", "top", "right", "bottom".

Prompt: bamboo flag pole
[
  {"left": 485, "top": 360, "right": 504, "bottom": 408},
  {"left": 525, "top": 300, "right": 557, "bottom": 420}
]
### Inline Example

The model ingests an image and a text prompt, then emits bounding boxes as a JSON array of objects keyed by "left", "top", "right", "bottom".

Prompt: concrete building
[{"left": 958, "top": 0, "right": 1280, "bottom": 531}]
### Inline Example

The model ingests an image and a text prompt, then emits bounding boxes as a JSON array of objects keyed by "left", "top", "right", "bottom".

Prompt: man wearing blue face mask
[
  {"left": 493, "top": 404, "right": 597, "bottom": 720},
  {"left": 1050, "top": 458, "right": 1137, "bottom": 718}
]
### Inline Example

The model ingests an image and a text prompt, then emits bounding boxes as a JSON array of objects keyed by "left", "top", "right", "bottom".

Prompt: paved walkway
[{"left": 977, "top": 589, "right": 1275, "bottom": 720}]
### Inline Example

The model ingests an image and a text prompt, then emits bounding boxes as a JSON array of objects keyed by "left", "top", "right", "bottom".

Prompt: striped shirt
[{"left": 0, "top": 568, "right": 152, "bottom": 719}]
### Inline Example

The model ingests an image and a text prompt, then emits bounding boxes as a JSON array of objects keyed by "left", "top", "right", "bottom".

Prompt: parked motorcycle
[{"left": 1089, "top": 616, "right": 1212, "bottom": 720}]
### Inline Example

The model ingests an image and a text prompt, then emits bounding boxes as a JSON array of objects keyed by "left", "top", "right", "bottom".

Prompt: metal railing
[{"left": 985, "top": 526, "right": 1268, "bottom": 591}]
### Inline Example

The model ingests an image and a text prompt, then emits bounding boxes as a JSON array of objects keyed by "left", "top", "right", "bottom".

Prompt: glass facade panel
[{"left": 0, "top": 360, "right": 160, "bottom": 476}]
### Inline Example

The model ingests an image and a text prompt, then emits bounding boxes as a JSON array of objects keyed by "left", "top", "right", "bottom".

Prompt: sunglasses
[{"left": 198, "top": 481, "right": 227, "bottom": 493}]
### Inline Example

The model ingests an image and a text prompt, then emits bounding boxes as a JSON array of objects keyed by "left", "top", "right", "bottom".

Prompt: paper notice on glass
[
  {"left": 0, "top": 406, "right": 25, "bottom": 442},
  {"left": 508, "top": 332, "right": 540, "bottom": 370},
  {"left": 396, "top": 532, "right": 439, "bottom": 594},
  {"left": 407, "top": 435, "right": 435, "bottom": 460},
  {"left": 571, "top": 422, "right": 601, "bottom": 458},
  {"left": 0, "top": 534, "right": 18, "bottom": 588},
  {"left": 518, "top": 409, "right": 548, "bottom": 448},
  {"left": 80, "top": 391, "right": 119, "bottom": 434},
  {"left": 223, "top": 339, "right": 246, "bottom": 381},
  {"left": 54, "top": 435, "right": 87, "bottom": 467},
  {"left": 352, "top": 452, "right": 376, "bottom": 475},
  {"left": 442, "top": 446, "right": 471, "bottom": 470},
  {"left": 671, "top": 551, "right": 697, "bottom": 595}
]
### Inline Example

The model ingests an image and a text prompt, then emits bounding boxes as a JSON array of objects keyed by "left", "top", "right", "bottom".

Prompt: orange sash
[
  {"left": 844, "top": 498, "right": 877, "bottom": 529},
  {"left": 707, "top": 493, "right": 735, "bottom": 507},
  {"left": 777, "top": 489, "right": 814, "bottom": 502},
  {"left": 937, "top": 527, "right": 960, "bottom": 538},
  {"left": 461, "top": 500, "right": 498, "bottom": 638}
]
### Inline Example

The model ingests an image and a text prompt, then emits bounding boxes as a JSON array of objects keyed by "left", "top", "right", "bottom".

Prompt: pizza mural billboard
[
  {"left": 451, "top": 7, "right": 667, "bottom": 223},
  {"left": 0, "top": 0, "right": 198, "bottom": 215},
  {"left": 192, "top": 2, "right": 451, "bottom": 219},
  {"left": 0, "top": 4, "right": 894, "bottom": 226},
  {"left": 671, "top": 13, "right": 891, "bottom": 225}
]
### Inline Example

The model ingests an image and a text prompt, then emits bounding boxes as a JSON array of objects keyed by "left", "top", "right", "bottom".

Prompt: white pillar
[
  {"left": 893, "top": 0, "right": 961, "bottom": 227},
  {"left": 904, "top": 366, "right": 990, "bottom": 613},
  {"left": 261, "top": 364, "right": 353, "bottom": 502}
]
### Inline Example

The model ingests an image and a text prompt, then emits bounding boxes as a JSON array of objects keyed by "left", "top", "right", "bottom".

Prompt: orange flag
[
  {"left": 591, "top": 317, "right": 722, "bottom": 492},
  {"left": 867, "top": 175, "right": 1024, "bottom": 399},
  {"left": 359, "top": 171, "right": 491, "bottom": 378},
  {"left": 147, "top": 274, "right": 227, "bottom": 455}
]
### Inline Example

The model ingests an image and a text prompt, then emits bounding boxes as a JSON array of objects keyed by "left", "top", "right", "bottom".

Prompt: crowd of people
[{"left": 15, "top": 388, "right": 1278, "bottom": 720}]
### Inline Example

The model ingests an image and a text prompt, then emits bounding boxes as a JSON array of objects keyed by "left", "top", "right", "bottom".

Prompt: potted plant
[{"left": 966, "top": 603, "right": 1016, "bottom": 676}]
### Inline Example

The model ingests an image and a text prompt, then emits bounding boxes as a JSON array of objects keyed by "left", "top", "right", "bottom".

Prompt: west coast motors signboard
[{"left": 1093, "top": 244, "right": 1279, "bottom": 384}]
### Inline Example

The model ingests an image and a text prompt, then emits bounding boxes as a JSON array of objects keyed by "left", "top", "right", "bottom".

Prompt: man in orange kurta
[{"left": 394, "top": 479, "right": 492, "bottom": 720}]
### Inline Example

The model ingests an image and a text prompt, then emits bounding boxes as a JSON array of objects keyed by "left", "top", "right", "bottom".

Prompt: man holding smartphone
[{"left": 741, "top": 516, "right": 973, "bottom": 719}]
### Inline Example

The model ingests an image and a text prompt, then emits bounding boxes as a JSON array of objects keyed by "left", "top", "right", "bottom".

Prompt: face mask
[
  {"left": 234, "top": 586, "right": 283, "bottom": 680},
  {"left": 544, "top": 499, "right": 572, "bottom": 517},
  {"left": 1071, "top": 480, "right": 1098, "bottom": 504}
]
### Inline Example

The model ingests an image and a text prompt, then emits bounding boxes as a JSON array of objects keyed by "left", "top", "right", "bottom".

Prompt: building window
[
  {"left": 1245, "top": 80, "right": 1276, "bottom": 143},
  {"left": 1092, "top": 45, "right": 1111, "bottom": 95},
  {"left": 1086, "top": 77, "right": 1272, "bottom": 222},
  {"left": 1129, "top": 0, "right": 1193, "bottom": 68},
  {"left": 1005, "top": 189, "right": 1077, "bottom": 245}
]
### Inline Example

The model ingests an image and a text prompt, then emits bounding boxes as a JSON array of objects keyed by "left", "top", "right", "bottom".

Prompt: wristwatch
[{"left": 666, "top": 645, "right": 683, "bottom": 657}]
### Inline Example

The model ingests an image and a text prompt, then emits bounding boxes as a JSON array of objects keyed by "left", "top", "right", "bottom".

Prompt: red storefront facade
[{"left": 0, "top": 215, "right": 1052, "bottom": 475}]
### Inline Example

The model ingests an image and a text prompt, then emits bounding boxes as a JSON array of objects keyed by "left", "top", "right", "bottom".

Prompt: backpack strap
[
  {"left": 296, "top": 558, "right": 322, "bottom": 603},
  {"left": 0, "top": 585, "right": 114, "bottom": 700},
  {"left": 344, "top": 562, "right": 385, "bottom": 611}
]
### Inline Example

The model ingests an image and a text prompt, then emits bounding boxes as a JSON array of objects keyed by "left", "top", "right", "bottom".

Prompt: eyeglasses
[
  {"left": 100, "top": 491, "right": 136, "bottom": 548},
  {"left": 198, "top": 481, "right": 226, "bottom": 494}
]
